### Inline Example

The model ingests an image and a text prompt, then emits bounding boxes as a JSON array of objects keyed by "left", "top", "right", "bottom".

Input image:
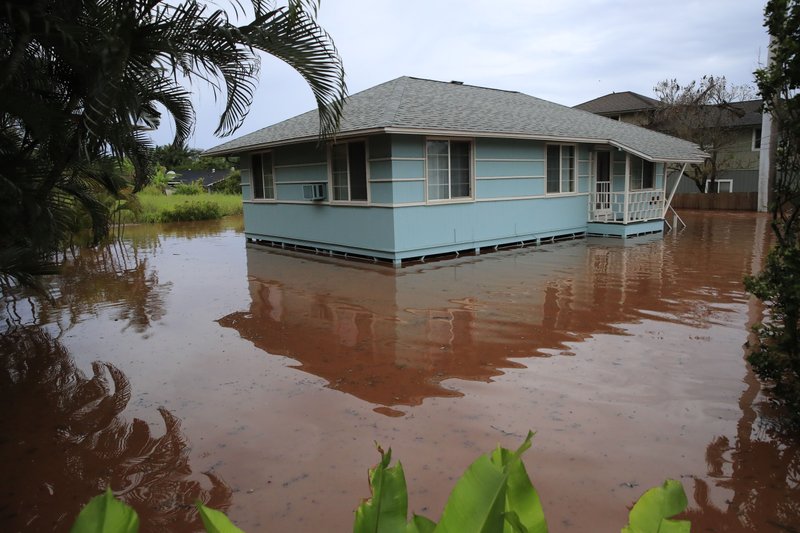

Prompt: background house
[
  {"left": 575, "top": 92, "right": 764, "bottom": 195},
  {"left": 166, "top": 168, "right": 235, "bottom": 191},
  {"left": 572, "top": 91, "right": 660, "bottom": 126},
  {"left": 206, "top": 77, "right": 705, "bottom": 265}
]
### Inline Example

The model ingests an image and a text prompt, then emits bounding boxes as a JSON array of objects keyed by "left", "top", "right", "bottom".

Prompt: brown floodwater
[{"left": 1, "top": 211, "right": 799, "bottom": 532}]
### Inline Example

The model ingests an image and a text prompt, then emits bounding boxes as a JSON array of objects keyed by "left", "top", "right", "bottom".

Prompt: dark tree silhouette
[
  {"left": 0, "top": 327, "right": 232, "bottom": 531},
  {"left": 0, "top": 0, "right": 346, "bottom": 287}
]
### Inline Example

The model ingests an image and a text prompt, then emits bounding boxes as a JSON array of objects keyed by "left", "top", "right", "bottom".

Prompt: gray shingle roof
[
  {"left": 574, "top": 91, "right": 660, "bottom": 114},
  {"left": 206, "top": 77, "right": 707, "bottom": 163},
  {"left": 732, "top": 100, "right": 763, "bottom": 127}
]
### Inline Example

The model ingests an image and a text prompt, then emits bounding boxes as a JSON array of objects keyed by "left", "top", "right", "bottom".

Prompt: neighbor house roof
[
  {"left": 729, "top": 99, "right": 763, "bottom": 127},
  {"left": 206, "top": 77, "right": 706, "bottom": 163},
  {"left": 575, "top": 91, "right": 763, "bottom": 129},
  {"left": 168, "top": 168, "right": 233, "bottom": 188},
  {"left": 573, "top": 91, "right": 660, "bottom": 115}
]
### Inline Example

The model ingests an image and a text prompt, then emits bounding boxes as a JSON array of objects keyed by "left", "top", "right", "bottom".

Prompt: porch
[{"left": 590, "top": 183, "right": 665, "bottom": 224}]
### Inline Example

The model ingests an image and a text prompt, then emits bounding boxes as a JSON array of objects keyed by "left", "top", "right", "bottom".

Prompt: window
[
  {"left": 753, "top": 127, "right": 762, "bottom": 151},
  {"left": 251, "top": 152, "right": 274, "bottom": 199},
  {"left": 546, "top": 144, "right": 575, "bottom": 193},
  {"left": 630, "top": 157, "right": 654, "bottom": 190},
  {"left": 426, "top": 140, "right": 471, "bottom": 201},
  {"left": 331, "top": 141, "right": 368, "bottom": 201},
  {"left": 705, "top": 179, "right": 733, "bottom": 193}
]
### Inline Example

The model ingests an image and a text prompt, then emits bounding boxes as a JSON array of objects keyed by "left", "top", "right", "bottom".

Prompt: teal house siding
[
  {"left": 475, "top": 138, "right": 544, "bottom": 160},
  {"left": 243, "top": 202, "right": 397, "bottom": 258},
  {"left": 392, "top": 196, "right": 587, "bottom": 260},
  {"left": 390, "top": 134, "right": 425, "bottom": 158},
  {"left": 475, "top": 160, "right": 543, "bottom": 179},
  {"left": 390, "top": 160, "right": 425, "bottom": 180},
  {"left": 476, "top": 178, "right": 545, "bottom": 199},
  {"left": 473, "top": 138, "right": 546, "bottom": 200}
]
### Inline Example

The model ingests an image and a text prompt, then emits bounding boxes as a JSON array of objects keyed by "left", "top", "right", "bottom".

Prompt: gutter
[{"left": 205, "top": 127, "right": 707, "bottom": 165}]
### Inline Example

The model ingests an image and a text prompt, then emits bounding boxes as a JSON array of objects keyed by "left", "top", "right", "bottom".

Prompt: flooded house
[{"left": 206, "top": 77, "right": 706, "bottom": 265}]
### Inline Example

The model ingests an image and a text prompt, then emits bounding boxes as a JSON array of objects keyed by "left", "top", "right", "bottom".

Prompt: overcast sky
[{"left": 155, "top": 0, "right": 769, "bottom": 150}]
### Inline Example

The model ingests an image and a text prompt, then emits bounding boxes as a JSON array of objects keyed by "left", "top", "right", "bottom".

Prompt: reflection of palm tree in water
[
  {"left": 46, "top": 242, "right": 171, "bottom": 333},
  {"left": 2, "top": 241, "right": 171, "bottom": 334},
  {"left": 0, "top": 327, "right": 230, "bottom": 532},
  {"left": 681, "top": 356, "right": 800, "bottom": 531}
]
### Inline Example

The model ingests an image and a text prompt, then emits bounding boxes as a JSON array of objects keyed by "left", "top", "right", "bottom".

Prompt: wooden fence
[{"left": 670, "top": 192, "right": 758, "bottom": 211}]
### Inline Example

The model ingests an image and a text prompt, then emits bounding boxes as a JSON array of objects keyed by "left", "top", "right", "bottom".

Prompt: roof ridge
[
  {"left": 381, "top": 77, "right": 409, "bottom": 126},
  {"left": 406, "top": 76, "right": 521, "bottom": 95}
]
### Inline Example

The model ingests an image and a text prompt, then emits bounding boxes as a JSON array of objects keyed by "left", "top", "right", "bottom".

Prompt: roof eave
[
  {"left": 204, "top": 126, "right": 708, "bottom": 164},
  {"left": 385, "top": 127, "right": 707, "bottom": 163},
  {"left": 203, "top": 128, "right": 390, "bottom": 156},
  {"left": 607, "top": 140, "right": 707, "bottom": 164},
  {"left": 383, "top": 126, "right": 602, "bottom": 144}
]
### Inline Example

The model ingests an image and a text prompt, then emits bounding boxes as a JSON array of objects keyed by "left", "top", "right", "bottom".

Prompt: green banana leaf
[
  {"left": 621, "top": 479, "right": 690, "bottom": 533},
  {"left": 353, "top": 447, "right": 411, "bottom": 533},
  {"left": 490, "top": 432, "right": 547, "bottom": 533},
  {"left": 70, "top": 488, "right": 139, "bottom": 533},
  {"left": 406, "top": 514, "right": 437, "bottom": 533},
  {"left": 196, "top": 501, "right": 246, "bottom": 533},
  {"left": 435, "top": 431, "right": 546, "bottom": 533}
]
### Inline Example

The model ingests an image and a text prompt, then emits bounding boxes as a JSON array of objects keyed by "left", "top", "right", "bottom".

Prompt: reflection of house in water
[{"left": 219, "top": 214, "right": 767, "bottom": 411}]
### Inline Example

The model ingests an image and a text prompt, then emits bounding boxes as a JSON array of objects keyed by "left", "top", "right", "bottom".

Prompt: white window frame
[
  {"left": 328, "top": 139, "right": 370, "bottom": 204},
  {"left": 545, "top": 144, "right": 576, "bottom": 194},
  {"left": 251, "top": 151, "right": 275, "bottom": 201},
  {"left": 705, "top": 179, "right": 733, "bottom": 193},
  {"left": 752, "top": 127, "right": 762, "bottom": 151},
  {"left": 629, "top": 157, "right": 655, "bottom": 191},
  {"left": 424, "top": 138, "right": 474, "bottom": 203}
]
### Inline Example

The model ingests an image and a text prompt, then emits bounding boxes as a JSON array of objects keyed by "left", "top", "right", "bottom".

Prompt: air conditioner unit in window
[{"left": 302, "top": 183, "right": 326, "bottom": 201}]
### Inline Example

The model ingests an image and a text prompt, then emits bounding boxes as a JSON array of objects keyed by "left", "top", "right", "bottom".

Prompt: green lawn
[{"left": 120, "top": 192, "right": 243, "bottom": 223}]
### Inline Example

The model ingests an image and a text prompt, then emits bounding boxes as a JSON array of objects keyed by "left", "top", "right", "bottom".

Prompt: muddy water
[{"left": 2, "top": 212, "right": 799, "bottom": 532}]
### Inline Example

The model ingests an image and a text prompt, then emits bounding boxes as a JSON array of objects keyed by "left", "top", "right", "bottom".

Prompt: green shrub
[
  {"left": 116, "top": 194, "right": 241, "bottom": 223},
  {"left": 210, "top": 171, "right": 242, "bottom": 195},
  {"left": 745, "top": 244, "right": 800, "bottom": 425},
  {"left": 148, "top": 165, "right": 171, "bottom": 193},
  {"left": 173, "top": 179, "right": 205, "bottom": 195},
  {"left": 161, "top": 200, "right": 221, "bottom": 222},
  {"left": 139, "top": 184, "right": 166, "bottom": 196}
]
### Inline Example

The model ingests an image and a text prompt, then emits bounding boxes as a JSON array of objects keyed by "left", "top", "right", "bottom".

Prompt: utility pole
[{"left": 758, "top": 37, "right": 777, "bottom": 213}]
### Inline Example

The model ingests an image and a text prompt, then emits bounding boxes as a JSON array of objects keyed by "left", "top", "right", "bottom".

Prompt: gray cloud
[{"left": 154, "top": 0, "right": 768, "bottom": 149}]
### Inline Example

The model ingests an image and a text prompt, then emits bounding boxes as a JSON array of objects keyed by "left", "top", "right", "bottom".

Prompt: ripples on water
[{"left": 1, "top": 212, "right": 799, "bottom": 532}]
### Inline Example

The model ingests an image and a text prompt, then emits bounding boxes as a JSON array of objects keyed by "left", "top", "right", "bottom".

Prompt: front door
[{"left": 595, "top": 151, "right": 611, "bottom": 211}]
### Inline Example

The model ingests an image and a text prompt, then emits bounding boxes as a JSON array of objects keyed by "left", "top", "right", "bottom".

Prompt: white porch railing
[{"left": 591, "top": 189, "right": 664, "bottom": 223}]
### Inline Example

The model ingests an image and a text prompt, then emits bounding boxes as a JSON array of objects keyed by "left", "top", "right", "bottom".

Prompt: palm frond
[{"left": 241, "top": 4, "right": 346, "bottom": 138}]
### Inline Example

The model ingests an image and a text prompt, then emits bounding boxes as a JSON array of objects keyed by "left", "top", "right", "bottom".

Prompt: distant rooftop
[
  {"left": 575, "top": 91, "right": 763, "bottom": 128},
  {"left": 168, "top": 168, "right": 232, "bottom": 187},
  {"left": 574, "top": 91, "right": 660, "bottom": 115},
  {"left": 207, "top": 76, "right": 706, "bottom": 163}
]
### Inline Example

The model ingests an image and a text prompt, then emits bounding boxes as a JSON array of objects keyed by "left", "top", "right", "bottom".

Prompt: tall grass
[{"left": 120, "top": 192, "right": 243, "bottom": 224}]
